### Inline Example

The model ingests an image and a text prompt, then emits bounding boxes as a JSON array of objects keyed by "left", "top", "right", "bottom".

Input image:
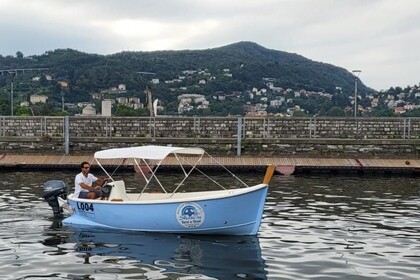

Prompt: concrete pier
[
  {"left": 1, "top": 116, "right": 420, "bottom": 174},
  {"left": 1, "top": 153, "right": 419, "bottom": 174}
]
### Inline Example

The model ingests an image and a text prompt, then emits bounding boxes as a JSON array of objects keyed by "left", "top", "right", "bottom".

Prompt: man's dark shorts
[{"left": 78, "top": 190, "right": 102, "bottom": 199}]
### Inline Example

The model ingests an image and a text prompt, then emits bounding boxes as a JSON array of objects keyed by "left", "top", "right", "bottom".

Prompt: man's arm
[
  {"left": 93, "top": 177, "right": 110, "bottom": 187},
  {"left": 80, "top": 181, "right": 101, "bottom": 191}
]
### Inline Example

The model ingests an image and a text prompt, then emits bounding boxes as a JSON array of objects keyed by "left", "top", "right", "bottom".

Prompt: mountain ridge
[
  {"left": 1, "top": 41, "right": 369, "bottom": 93},
  {"left": 0, "top": 41, "right": 380, "bottom": 116}
]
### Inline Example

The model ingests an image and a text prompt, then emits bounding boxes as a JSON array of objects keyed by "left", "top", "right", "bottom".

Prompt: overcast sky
[{"left": 1, "top": 0, "right": 419, "bottom": 91}]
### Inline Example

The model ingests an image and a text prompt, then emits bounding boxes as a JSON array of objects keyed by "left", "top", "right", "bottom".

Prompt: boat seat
[{"left": 107, "top": 180, "right": 129, "bottom": 201}]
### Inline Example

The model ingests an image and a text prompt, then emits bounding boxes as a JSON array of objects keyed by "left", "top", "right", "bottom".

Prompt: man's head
[{"left": 80, "top": 161, "right": 90, "bottom": 174}]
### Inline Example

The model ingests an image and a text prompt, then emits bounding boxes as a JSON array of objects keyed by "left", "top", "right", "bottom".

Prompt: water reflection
[{"left": 42, "top": 223, "right": 267, "bottom": 280}]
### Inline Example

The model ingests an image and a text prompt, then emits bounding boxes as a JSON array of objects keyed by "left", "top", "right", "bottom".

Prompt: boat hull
[{"left": 63, "top": 184, "right": 268, "bottom": 235}]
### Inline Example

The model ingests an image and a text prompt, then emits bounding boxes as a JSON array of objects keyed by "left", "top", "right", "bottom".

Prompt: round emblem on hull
[{"left": 176, "top": 202, "right": 205, "bottom": 228}]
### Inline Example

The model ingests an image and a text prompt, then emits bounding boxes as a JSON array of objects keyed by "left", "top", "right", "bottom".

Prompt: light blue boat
[{"left": 53, "top": 145, "right": 274, "bottom": 235}]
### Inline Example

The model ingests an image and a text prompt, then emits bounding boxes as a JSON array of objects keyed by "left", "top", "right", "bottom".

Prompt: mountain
[
  {"left": 1, "top": 41, "right": 369, "bottom": 93},
  {"left": 110, "top": 41, "right": 370, "bottom": 93},
  {"left": 213, "top": 41, "right": 368, "bottom": 92},
  {"left": 0, "top": 42, "right": 374, "bottom": 116}
]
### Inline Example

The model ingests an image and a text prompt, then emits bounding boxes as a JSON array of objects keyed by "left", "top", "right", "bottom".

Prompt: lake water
[{"left": 0, "top": 170, "right": 419, "bottom": 279}]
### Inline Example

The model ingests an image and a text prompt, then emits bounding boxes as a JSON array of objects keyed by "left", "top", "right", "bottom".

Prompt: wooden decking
[{"left": 1, "top": 153, "right": 419, "bottom": 174}]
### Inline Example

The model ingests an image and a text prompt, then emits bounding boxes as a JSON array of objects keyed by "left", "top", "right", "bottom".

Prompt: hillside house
[
  {"left": 30, "top": 95, "right": 48, "bottom": 104},
  {"left": 116, "top": 97, "right": 129, "bottom": 104},
  {"left": 394, "top": 107, "right": 406, "bottom": 114},
  {"left": 129, "top": 97, "right": 141, "bottom": 104},
  {"left": 91, "top": 93, "right": 102, "bottom": 100},
  {"left": 58, "top": 80, "right": 68, "bottom": 88}
]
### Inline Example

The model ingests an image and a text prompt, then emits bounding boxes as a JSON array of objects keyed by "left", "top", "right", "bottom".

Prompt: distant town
[
  {"left": 20, "top": 67, "right": 420, "bottom": 117},
  {"left": 1, "top": 43, "right": 419, "bottom": 118}
]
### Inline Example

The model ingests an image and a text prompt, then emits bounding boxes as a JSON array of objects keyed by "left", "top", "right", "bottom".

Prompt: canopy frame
[{"left": 94, "top": 145, "right": 250, "bottom": 197}]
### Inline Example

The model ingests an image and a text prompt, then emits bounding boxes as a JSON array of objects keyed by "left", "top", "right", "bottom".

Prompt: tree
[
  {"left": 114, "top": 105, "right": 149, "bottom": 116},
  {"left": 40, "top": 75, "right": 49, "bottom": 86},
  {"left": 16, "top": 51, "right": 24, "bottom": 59},
  {"left": 371, "top": 107, "right": 395, "bottom": 117},
  {"left": 15, "top": 105, "right": 31, "bottom": 116},
  {"left": 326, "top": 106, "right": 345, "bottom": 116},
  {"left": 115, "top": 105, "right": 137, "bottom": 116},
  {"left": 360, "top": 96, "right": 371, "bottom": 108},
  {"left": 402, "top": 108, "right": 420, "bottom": 117},
  {"left": 0, "top": 100, "right": 8, "bottom": 115},
  {"left": 229, "top": 105, "right": 245, "bottom": 116},
  {"left": 332, "top": 92, "right": 350, "bottom": 107},
  {"left": 293, "top": 110, "right": 307, "bottom": 117}
]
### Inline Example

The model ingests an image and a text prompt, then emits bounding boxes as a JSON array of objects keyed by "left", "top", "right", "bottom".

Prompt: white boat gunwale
[{"left": 67, "top": 183, "right": 268, "bottom": 205}]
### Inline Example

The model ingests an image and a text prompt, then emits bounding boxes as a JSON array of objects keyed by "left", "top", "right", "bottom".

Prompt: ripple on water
[{"left": 1, "top": 172, "right": 420, "bottom": 279}]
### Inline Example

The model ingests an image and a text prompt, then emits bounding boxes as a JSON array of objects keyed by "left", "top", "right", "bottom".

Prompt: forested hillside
[{"left": 2, "top": 41, "right": 418, "bottom": 117}]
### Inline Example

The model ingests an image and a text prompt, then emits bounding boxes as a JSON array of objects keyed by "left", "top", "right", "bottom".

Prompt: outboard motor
[
  {"left": 101, "top": 184, "right": 113, "bottom": 200},
  {"left": 43, "top": 180, "right": 68, "bottom": 218}
]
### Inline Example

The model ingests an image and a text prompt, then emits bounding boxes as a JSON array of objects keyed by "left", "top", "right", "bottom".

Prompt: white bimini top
[{"left": 94, "top": 145, "right": 205, "bottom": 160}]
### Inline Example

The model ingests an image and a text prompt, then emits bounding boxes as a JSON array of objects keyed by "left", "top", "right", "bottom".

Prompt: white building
[
  {"left": 116, "top": 97, "right": 129, "bottom": 104},
  {"left": 91, "top": 92, "right": 102, "bottom": 100},
  {"left": 129, "top": 97, "right": 141, "bottom": 104},
  {"left": 102, "top": 100, "right": 112, "bottom": 116},
  {"left": 82, "top": 104, "right": 96, "bottom": 116},
  {"left": 30, "top": 95, "right": 48, "bottom": 104},
  {"left": 270, "top": 99, "right": 283, "bottom": 107}
]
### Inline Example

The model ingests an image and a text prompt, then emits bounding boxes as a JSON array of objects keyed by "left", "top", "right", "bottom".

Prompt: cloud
[{"left": 0, "top": 0, "right": 419, "bottom": 90}]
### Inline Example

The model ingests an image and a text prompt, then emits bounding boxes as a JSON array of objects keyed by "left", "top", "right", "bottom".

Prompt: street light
[
  {"left": 0, "top": 68, "right": 49, "bottom": 116},
  {"left": 8, "top": 71, "right": 17, "bottom": 116},
  {"left": 352, "top": 70, "right": 361, "bottom": 117}
]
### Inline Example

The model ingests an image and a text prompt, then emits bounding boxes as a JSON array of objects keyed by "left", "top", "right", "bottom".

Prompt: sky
[{"left": 0, "top": 0, "right": 419, "bottom": 91}]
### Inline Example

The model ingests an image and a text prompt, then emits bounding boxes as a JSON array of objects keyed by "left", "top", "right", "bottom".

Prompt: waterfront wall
[{"left": 0, "top": 116, "right": 419, "bottom": 157}]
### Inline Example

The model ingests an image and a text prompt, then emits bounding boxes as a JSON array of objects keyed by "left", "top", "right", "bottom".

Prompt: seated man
[{"left": 74, "top": 161, "right": 108, "bottom": 199}]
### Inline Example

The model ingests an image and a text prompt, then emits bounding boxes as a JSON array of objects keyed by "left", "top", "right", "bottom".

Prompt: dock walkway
[{"left": 1, "top": 154, "right": 419, "bottom": 174}]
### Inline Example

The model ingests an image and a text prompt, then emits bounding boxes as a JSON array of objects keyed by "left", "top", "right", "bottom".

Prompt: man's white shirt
[{"left": 74, "top": 172, "right": 98, "bottom": 198}]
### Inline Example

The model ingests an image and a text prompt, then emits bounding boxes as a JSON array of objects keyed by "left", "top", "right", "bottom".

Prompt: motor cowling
[{"left": 43, "top": 180, "right": 68, "bottom": 218}]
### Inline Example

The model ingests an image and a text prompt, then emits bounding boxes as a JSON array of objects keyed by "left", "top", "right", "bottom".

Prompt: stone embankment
[{"left": 0, "top": 116, "right": 419, "bottom": 173}]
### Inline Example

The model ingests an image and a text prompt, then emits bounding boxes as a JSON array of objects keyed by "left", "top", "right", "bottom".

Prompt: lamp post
[
  {"left": 0, "top": 68, "right": 49, "bottom": 116},
  {"left": 61, "top": 90, "right": 65, "bottom": 112},
  {"left": 11, "top": 77, "right": 14, "bottom": 116},
  {"left": 8, "top": 70, "right": 17, "bottom": 116},
  {"left": 352, "top": 70, "right": 361, "bottom": 117}
]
